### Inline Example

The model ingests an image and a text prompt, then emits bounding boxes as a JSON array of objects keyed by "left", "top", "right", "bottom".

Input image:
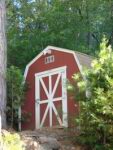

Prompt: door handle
[{"left": 35, "top": 99, "right": 40, "bottom": 104}]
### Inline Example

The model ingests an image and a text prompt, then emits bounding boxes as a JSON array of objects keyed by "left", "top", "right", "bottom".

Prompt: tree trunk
[
  {"left": 0, "top": 0, "right": 7, "bottom": 129},
  {"left": 86, "top": 0, "right": 91, "bottom": 49}
]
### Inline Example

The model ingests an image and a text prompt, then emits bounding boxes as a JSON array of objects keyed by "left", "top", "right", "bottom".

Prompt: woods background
[{"left": 6, "top": 0, "right": 113, "bottom": 71}]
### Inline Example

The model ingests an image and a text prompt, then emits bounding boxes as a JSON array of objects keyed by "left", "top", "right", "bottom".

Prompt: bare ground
[{"left": 19, "top": 127, "right": 85, "bottom": 150}]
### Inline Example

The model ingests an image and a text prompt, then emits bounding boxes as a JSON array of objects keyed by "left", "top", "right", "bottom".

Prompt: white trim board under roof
[{"left": 24, "top": 46, "right": 93, "bottom": 79}]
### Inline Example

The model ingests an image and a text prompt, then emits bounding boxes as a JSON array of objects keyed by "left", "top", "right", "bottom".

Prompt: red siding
[{"left": 22, "top": 50, "right": 80, "bottom": 130}]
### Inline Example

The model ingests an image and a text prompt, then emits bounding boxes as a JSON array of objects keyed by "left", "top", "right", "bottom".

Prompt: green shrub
[
  {"left": 7, "top": 66, "right": 27, "bottom": 129},
  {"left": 68, "top": 38, "right": 113, "bottom": 150},
  {"left": 0, "top": 131, "right": 24, "bottom": 150}
]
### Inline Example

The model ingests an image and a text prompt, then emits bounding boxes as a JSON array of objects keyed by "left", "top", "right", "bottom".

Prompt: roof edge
[{"left": 24, "top": 45, "right": 86, "bottom": 79}]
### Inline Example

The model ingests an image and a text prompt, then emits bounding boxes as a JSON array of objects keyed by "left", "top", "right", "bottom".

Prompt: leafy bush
[
  {"left": 7, "top": 66, "right": 27, "bottom": 129},
  {"left": 68, "top": 38, "right": 113, "bottom": 150},
  {"left": 0, "top": 131, "right": 24, "bottom": 150}
]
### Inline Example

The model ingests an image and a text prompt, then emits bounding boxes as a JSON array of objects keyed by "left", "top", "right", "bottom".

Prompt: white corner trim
[
  {"left": 0, "top": 111, "right": 1, "bottom": 134},
  {"left": 24, "top": 46, "right": 83, "bottom": 79},
  {"left": 18, "top": 107, "right": 21, "bottom": 131}
]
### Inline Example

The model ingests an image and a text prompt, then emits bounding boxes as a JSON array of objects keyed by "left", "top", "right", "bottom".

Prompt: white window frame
[{"left": 45, "top": 55, "right": 54, "bottom": 64}]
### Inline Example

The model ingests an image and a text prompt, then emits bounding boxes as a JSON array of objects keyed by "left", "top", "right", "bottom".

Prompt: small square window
[{"left": 45, "top": 55, "right": 54, "bottom": 64}]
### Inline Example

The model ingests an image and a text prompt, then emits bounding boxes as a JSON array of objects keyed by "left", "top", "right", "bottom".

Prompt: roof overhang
[{"left": 24, "top": 46, "right": 84, "bottom": 79}]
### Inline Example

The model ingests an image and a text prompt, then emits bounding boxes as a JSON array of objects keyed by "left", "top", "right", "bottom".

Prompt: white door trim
[
  {"left": 35, "top": 66, "right": 67, "bottom": 78},
  {"left": 35, "top": 66, "right": 68, "bottom": 129}
]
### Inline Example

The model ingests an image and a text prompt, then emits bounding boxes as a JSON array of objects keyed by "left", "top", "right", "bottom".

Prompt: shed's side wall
[{"left": 22, "top": 50, "right": 80, "bottom": 129}]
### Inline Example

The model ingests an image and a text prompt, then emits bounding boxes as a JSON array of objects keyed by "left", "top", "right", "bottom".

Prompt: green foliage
[
  {"left": 0, "top": 131, "right": 24, "bottom": 150},
  {"left": 69, "top": 38, "right": 113, "bottom": 149},
  {"left": 6, "top": 0, "right": 113, "bottom": 70},
  {"left": 7, "top": 66, "right": 26, "bottom": 129}
]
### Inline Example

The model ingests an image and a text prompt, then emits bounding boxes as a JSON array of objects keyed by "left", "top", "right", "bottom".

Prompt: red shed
[{"left": 20, "top": 46, "right": 92, "bottom": 130}]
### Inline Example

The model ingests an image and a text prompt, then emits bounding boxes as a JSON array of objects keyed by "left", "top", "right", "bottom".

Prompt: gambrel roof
[
  {"left": 75, "top": 51, "right": 92, "bottom": 69},
  {"left": 24, "top": 46, "right": 93, "bottom": 79}
]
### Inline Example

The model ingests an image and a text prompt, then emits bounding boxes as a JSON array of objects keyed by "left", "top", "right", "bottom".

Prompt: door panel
[{"left": 35, "top": 66, "right": 67, "bottom": 129}]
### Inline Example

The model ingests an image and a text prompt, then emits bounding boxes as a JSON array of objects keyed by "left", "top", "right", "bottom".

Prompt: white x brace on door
[{"left": 35, "top": 66, "right": 68, "bottom": 129}]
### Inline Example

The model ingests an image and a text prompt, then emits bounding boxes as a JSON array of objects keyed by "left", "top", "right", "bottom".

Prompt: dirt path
[{"left": 20, "top": 128, "right": 82, "bottom": 150}]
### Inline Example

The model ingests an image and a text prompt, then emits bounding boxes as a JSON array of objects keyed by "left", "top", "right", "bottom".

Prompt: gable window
[{"left": 45, "top": 55, "right": 55, "bottom": 64}]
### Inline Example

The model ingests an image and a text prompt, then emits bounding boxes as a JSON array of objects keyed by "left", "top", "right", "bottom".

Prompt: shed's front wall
[{"left": 22, "top": 49, "right": 80, "bottom": 130}]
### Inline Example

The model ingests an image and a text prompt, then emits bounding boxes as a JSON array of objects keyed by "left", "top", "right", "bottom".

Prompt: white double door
[{"left": 35, "top": 66, "right": 68, "bottom": 129}]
